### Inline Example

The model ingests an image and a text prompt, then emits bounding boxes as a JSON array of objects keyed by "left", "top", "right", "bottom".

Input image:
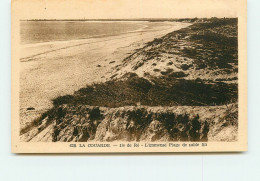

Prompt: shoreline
[
  {"left": 20, "top": 21, "right": 149, "bottom": 47},
  {"left": 20, "top": 22, "right": 191, "bottom": 130},
  {"left": 20, "top": 22, "right": 186, "bottom": 60}
]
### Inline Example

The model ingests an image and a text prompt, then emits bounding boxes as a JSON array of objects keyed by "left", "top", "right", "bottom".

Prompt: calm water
[{"left": 20, "top": 21, "right": 147, "bottom": 44}]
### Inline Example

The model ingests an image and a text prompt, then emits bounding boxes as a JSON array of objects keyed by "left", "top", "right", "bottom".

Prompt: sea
[{"left": 20, "top": 21, "right": 152, "bottom": 45}]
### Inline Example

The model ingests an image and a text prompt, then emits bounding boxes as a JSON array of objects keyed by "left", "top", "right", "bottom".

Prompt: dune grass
[{"left": 52, "top": 72, "right": 237, "bottom": 108}]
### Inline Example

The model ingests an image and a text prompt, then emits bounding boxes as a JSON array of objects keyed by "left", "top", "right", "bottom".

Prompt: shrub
[
  {"left": 160, "top": 68, "right": 173, "bottom": 75},
  {"left": 167, "top": 61, "right": 173, "bottom": 65},
  {"left": 180, "top": 64, "right": 191, "bottom": 70},
  {"left": 168, "top": 71, "right": 188, "bottom": 78}
]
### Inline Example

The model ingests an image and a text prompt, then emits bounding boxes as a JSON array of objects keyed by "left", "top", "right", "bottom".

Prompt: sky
[{"left": 13, "top": 0, "right": 240, "bottom": 20}]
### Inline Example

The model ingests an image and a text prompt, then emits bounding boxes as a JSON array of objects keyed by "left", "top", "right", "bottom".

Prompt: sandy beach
[{"left": 20, "top": 22, "right": 191, "bottom": 131}]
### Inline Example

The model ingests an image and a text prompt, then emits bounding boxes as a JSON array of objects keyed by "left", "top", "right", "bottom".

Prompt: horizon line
[{"left": 20, "top": 17, "right": 237, "bottom": 21}]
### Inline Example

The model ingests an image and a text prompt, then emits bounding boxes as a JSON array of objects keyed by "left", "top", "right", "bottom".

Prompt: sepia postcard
[{"left": 11, "top": 0, "right": 247, "bottom": 153}]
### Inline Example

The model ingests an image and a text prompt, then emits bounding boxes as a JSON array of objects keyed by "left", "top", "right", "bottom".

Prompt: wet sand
[{"left": 19, "top": 22, "right": 191, "bottom": 131}]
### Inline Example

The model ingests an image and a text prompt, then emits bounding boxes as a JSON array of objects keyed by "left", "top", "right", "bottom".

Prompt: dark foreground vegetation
[{"left": 53, "top": 72, "right": 237, "bottom": 108}]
